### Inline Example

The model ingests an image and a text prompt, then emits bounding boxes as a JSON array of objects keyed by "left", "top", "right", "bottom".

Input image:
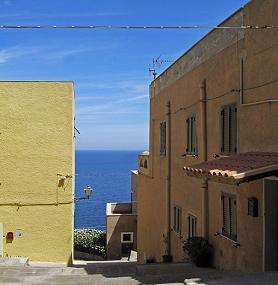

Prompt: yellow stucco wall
[{"left": 0, "top": 81, "right": 75, "bottom": 264}]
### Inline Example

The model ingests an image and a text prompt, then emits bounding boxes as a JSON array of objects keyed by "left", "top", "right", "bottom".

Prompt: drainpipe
[
  {"left": 240, "top": 58, "right": 244, "bottom": 105},
  {"left": 200, "top": 80, "right": 208, "bottom": 238},
  {"left": 166, "top": 100, "right": 172, "bottom": 256}
]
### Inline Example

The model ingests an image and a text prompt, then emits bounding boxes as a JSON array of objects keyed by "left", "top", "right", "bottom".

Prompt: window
[
  {"left": 220, "top": 104, "right": 237, "bottom": 154},
  {"left": 143, "top": 159, "right": 148, "bottom": 168},
  {"left": 173, "top": 206, "right": 182, "bottom": 234},
  {"left": 121, "top": 232, "right": 133, "bottom": 243},
  {"left": 160, "top": 121, "right": 166, "bottom": 156},
  {"left": 186, "top": 115, "right": 197, "bottom": 154},
  {"left": 188, "top": 215, "right": 197, "bottom": 238},
  {"left": 221, "top": 193, "right": 237, "bottom": 240}
]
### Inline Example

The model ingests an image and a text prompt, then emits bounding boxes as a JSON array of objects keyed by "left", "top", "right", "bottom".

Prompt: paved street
[{"left": 0, "top": 261, "right": 278, "bottom": 284}]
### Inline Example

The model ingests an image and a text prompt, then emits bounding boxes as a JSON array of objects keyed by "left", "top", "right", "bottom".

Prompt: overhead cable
[{"left": 0, "top": 25, "right": 277, "bottom": 30}]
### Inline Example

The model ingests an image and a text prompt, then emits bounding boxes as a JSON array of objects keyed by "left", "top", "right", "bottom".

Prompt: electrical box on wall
[{"left": 248, "top": 197, "right": 258, "bottom": 217}]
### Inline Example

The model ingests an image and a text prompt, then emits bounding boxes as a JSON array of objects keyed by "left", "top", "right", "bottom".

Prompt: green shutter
[
  {"left": 222, "top": 195, "right": 229, "bottom": 234},
  {"left": 223, "top": 106, "right": 230, "bottom": 153},
  {"left": 230, "top": 106, "right": 237, "bottom": 153},
  {"left": 220, "top": 109, "right": 224, "bottom": 153},
  {"left": 192, "top": 116, "right": 197, "bottom": 154},
  {"left": 186, "top": 118, "right": 189, "bottom": 152},
  {"left": 186, "top": 115, "right": 197, "bottom": 154},
  {"left": 231, "top": 198, "right": 237, "bottom": 239}
]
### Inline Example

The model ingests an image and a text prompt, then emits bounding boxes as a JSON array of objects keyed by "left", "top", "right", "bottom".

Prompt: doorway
[{"left": 264, "top": 177, "right": 278, "bottom": 271}]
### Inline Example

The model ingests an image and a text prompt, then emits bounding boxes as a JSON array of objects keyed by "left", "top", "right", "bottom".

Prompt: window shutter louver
[
  {"left": 221, "top": 194, "right": 237, "bottom": 240},
  {"left": 220, "top": 105, "right": 238, "bottom": 154},
  {"left": 220, "top": 109, "right": 224, "bottom": 153},
  {"left": 192, "top": 116, "right": 196, "bottom": 153},
  {"left": 230, "top": 106, "right": 237, "bottom": 153},
  {"left": 186, "top": 115, "right": 197, "bottom": 154},
  {"left": 231, "top": 198, "right": 237, "bottom": 239},
  {"left": 223, "top": 106, "right": 229, "bottom": 153},
  {"left": 186, "top": 118, "right": 189, "bottom": 152}
]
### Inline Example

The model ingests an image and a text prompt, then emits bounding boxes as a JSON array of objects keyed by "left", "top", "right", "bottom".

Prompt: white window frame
[{"left": 121, "top": 232, "right": 134, "bottom": 243}]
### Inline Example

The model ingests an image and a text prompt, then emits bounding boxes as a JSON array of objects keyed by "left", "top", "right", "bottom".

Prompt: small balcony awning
[{"left": 183, "top": 152, "right": 278, "bottom": 185}]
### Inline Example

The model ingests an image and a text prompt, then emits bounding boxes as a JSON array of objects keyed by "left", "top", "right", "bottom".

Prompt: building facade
[
  {"left": 0, "top": 81, "right": 75, "bottom": 265},
  {"left": 106, "top": 170, "right": 137, "bottom": 260},
  {"left": 137, "top": 0, "right": 278, "bottom": 271}
]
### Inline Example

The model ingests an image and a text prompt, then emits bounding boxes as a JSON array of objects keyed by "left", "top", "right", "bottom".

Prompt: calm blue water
[{"left": 74, "top": 150, "right": 140, "bottom": 230}]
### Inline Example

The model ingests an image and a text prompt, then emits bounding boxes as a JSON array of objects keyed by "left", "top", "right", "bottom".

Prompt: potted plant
[
  {"left": 162, "top": 233, "right": 173, "bottom": 263},
  {"left": 183, "top": 237, "right": 213, "bottom": 267}
]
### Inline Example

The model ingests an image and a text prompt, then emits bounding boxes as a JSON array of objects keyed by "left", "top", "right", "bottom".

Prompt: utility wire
[
  {"left": 152, "top": 78, "right": 278, "bottom": 121},
  {"left": 0, "top": 25, "right": 277, "bottom": 30}
]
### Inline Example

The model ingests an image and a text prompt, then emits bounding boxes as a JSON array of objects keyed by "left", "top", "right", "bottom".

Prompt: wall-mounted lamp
[{"left": 75, "top": 185, "right": 93, "bottom": 202}]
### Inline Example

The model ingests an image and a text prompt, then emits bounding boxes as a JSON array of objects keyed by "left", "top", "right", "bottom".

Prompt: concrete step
[{"left": 0, "top": 257, "right": 29, "bottom": 267}]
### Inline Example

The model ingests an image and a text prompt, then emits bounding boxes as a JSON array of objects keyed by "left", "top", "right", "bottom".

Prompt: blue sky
[{"left": 0, "top": 0, "right": 249, "bottom": 150}]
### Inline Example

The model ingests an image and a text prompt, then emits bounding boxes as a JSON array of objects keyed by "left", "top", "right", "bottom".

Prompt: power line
[
  {"left": 152, "top": 78, "right": 278, "bottom": 121},
  {"left": 0, "top": 25, "right": 277, "bottom": 30}
]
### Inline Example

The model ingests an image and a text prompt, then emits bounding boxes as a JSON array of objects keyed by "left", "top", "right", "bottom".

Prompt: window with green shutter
[
  {"left": 188, "top": 215, "right": 197, "bottom": 238},
  {"left": 186, "top": 114, "right": 197, "bottom": 155},
  {"left": 173, "top": 206, "right": 182, "bottom": 235},
  {"left": 221, "top": 193, "right": 237, "bottom": 241},
  {"left": 220, "top": 105, "right": 237, "bottom": 154},
  {"left": 160, "top": 121, "right": 166, "bottom": 156}
]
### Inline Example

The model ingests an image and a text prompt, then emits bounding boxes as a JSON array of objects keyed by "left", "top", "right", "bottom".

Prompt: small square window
[{"left": 121, "top": 232, "right": 133, "bottom": 243}]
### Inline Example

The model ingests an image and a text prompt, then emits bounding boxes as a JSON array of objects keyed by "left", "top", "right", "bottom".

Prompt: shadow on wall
[{"left": 107, "top": 214, "right": 137, "bottom": 260}]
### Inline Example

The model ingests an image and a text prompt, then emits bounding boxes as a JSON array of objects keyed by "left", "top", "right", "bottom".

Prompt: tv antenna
[{"left": 149, "top": 55, "right": 174, "bottom": 80}]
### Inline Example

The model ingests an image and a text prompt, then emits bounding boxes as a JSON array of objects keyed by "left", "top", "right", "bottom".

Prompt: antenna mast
[{"left": 149, "top": 56, "right": 174, "bottom": 80}]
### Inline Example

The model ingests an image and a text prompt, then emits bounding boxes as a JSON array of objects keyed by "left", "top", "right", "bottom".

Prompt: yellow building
[{"left": 0, "top": 81, "right": 75, "bottom": 265}]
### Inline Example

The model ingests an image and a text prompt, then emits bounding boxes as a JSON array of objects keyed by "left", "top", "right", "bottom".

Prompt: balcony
[{"left": 138, "top": 151, "right": 150, "bottom": 176}]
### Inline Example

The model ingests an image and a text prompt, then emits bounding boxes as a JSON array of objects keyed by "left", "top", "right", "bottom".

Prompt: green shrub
[
  {"left": 183, "top": 237, "right": 213, "bottom": 267},
  {"left": 74, "top": 229, "right": 106, "bottom": 258}
]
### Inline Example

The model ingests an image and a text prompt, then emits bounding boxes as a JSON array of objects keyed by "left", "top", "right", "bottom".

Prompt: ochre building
[
  {"left": 0, "top": 81, "right": 75, "bottom": 265},
  {"left": 137, "top": 0, "right": 278, "bottom": 271}
]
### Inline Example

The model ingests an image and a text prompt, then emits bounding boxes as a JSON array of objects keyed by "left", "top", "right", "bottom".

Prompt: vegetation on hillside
[{"left": 74, "top": 229, "right": 106, "bottom": 258}]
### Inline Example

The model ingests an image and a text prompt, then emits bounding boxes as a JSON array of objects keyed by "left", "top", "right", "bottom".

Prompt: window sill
[
  {"left": 182, "top": 153, "right": 198, "bottom": 158},
  {"left": 214, "top": 232, "right": 240, "bottom": 247},
  {"left": 213, "top": 154, "right": 231, "bottom": 158}
]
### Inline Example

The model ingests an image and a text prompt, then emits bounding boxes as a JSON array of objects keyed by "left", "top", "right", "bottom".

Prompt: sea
[{"left": 74, "top": 150, "right": 141, "bottom": 230}]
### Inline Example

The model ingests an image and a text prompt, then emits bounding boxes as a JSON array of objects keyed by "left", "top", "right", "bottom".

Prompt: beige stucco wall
[
  {"left": 106, "top": 213, "right": 137, "bottom": 260},
  {"left": 138, "top": 0, "right": 278, "bottom": 271},
  {"left": 0, "top": 81, "right": 75, "bottom": 264}
]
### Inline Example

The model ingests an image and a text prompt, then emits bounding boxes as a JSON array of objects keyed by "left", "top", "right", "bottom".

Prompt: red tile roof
[{"left": 184, "top": 152, "right": 278, "bottom": 184}]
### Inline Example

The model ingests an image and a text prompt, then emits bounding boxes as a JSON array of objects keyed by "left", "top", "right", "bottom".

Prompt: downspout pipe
[
  {"left": 166, "top": 100, "right": 172, "bottom": 256},
  {"left": 200, "top": 80, "right": 209, "bottom": 238}
]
